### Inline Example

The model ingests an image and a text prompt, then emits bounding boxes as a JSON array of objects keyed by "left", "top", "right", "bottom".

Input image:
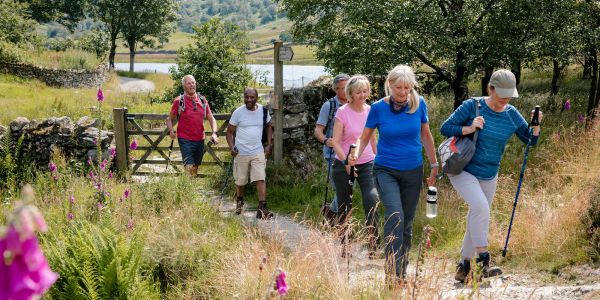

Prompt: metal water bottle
[{"left": 426, "top": 186, "right": 438, "bottom": 218}]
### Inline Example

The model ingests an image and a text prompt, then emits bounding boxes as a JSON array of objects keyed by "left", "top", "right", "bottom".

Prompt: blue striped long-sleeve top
[{"left": 440, "top": 98, "right": 539, "bottom": 180}]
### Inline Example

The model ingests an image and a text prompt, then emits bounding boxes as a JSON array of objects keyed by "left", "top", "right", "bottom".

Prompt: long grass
[{"left": 0, "top": 66, "right": 599, "bottom": 298}]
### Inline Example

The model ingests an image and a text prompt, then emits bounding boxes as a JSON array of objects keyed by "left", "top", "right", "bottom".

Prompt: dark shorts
[{"left": 178, "top": 138, "right": 205, "bottom": 166}]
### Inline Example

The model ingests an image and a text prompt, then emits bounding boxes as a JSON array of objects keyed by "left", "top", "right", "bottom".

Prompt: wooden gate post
[
  {"left": 273, "top": 41, "right": 284, "bottom": 164},
  {"left": 113, "top": 107, "right": 129, "bottom": 174}
]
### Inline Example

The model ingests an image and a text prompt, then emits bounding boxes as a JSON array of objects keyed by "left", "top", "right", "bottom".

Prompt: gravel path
[
  {"left": 208, "top": 192, "right": 600, "bottom": 299},
  {"left": 118, "top": 76, "right": 155, "bottom": 93}
]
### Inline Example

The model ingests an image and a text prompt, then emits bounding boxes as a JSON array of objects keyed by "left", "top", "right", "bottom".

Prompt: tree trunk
[
  {"left": 551, "top": 60, "right": 561, "bottom": 95},
  {"left": 586, "top": 47, "right": 598, "bottom": 121},
  {"left": 377, "top": 76, "right": 385, "bottom": 99},
  {"left": 452, "top": 51, "right": 469, "bottom": 109},
  {"left": 583, "top": 50, "right": 593, "bottom": 79},
  {"left": 511, "top": 60, "right": 522, "bottom": 86},
  {"left": 481, "top": 66, "right": 493, "bottom": 96},
  {"left": 128, "top": 40, "right": 136, "bottom": 72},
  {"left": 108, "top": 40, "right": 117, "bottom": 71}
]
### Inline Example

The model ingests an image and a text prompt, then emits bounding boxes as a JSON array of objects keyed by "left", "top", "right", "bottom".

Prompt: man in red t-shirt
[{"left": 166, "top": 75, "right": 219, "bottom": 176}]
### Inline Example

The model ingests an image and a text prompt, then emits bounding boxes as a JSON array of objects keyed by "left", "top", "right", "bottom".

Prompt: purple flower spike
[
  {"left": 100, "top": 159, "right": 108, "bottom": 171},
  {"left": 124, "top": 189, "right": 130, "bottom": 199},
  {"left": 48, "top": 162, "right": 57, "bottom": 173},
  {"left": 108, "top": 171, "right": 113, "bottom": 179},
  {"left": 275, "top": 270, "right": 288, "bottom": 296},
  {"left": 69, "top": 195, "right": 75, "bottom": 204},
  {"left": 97, "top": 202, "right": 103, "bottom": 210},
  {"left": 564, "top": 99, "right": 571, "bottom": 110},
  {"left": 578, "top": 114, "right": 585, "bottom": 123},
  {"left": 87, "top": 157, "right": 92, "bottom": 165},
  {"left": 130, "top": 138, "right": 138, "bottom": 150},
  {"left": 67, "top": 212, "right": 74, "bottom": 220},
  {"left": 97, "top": 88, "right": 104, "bottom": 102},
  {"left": 110, "top": 147, "right": 116, "bottom": 159}
]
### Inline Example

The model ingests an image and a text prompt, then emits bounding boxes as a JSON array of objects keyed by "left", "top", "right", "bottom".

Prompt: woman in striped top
[{"left": 440, "top": 69, "right": 542, "bottom": 282}]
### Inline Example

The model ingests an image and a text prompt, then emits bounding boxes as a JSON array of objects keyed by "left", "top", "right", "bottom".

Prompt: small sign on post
[{"left": 278, "top": 46, "right": 294, "bottom": 61}]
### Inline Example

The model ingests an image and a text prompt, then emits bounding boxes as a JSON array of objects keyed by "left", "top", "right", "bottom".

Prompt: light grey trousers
[{"left": 449, "top": 171, "right": 498, "bottom": 260}]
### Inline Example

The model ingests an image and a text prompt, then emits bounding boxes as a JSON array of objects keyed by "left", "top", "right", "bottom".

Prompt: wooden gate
[{"left": 113, "top": 107, "right": 231, "bottom": 176}]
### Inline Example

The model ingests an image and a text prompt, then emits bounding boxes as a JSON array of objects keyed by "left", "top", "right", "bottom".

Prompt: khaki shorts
[{"left": 233, "top": 152, "right": 266, "bottom": 186}]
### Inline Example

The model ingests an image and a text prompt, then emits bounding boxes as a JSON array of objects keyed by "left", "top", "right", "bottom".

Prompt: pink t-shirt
[{"left": 334, "top": 104, "right": 375, "bottom": 165}]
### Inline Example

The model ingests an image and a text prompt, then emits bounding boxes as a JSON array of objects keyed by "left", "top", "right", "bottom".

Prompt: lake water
[{"left": 114, "top": 63, "right": 329, "bottom": 89}]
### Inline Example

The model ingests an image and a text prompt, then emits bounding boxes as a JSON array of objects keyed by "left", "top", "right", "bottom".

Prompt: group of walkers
[
  {"left": 315, "top": 66, "right": 542, "bottom": 285},
  {"left": 167, "top": 64, "right": 542, "bottom": 286}
]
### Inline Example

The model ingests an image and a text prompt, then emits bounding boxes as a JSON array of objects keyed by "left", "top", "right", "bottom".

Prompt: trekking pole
[
  {"left": 502, "top": 105, "right": 540, "bottom": 257},
  {"left": 217, "top": 161, "right": 234, "bottom": 208},
  {"left": 323, "top": 147, "right": 335, "bottom": 210},
  {"left": 165, "top": 133, "right": 175, "bottom": 172},
  {"left": 343, "top": 144, "right": 356, "bottom": 282}
]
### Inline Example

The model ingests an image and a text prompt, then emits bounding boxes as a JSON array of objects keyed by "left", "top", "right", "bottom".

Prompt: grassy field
[
  {"left": 1, "top": 67, "right": 598, "bottom": 298},
  {"left": 113, "top": 18, "right": 321, "bottom": 65}
]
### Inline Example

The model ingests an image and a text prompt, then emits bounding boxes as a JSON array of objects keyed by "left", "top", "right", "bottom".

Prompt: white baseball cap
[{"left": 489, "top": 69, "right": 519, "bottom": 98}]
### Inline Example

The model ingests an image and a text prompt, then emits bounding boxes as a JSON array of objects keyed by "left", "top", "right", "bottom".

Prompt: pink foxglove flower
[
  {"left": 110, "top": 147, "right": 116, "bottom": 159},
  {"left": 129, "top": 138, "right": 138, "bottom": 150},
  {"left": 124, "top": 189, "right": 130, "bottom": 199},
  {"left": 48, "top": 162, "right": 57, "bottom": 173},
  {"left": 578, "top": 114, "right": 585, "bottom": 123},
  {"left": 69, "top": 195, "right": 75, "bottom": 205},
  {"left": 425, "top": 237, "right": 431, "bottom": 249},
  {"left": 0, "top": 204, "right": 58, "bottom": 299},
  {"left": 67, "top": 213, "right": 74, "bottom": 220},
  {"left": 108, "top": 172, "right": 113, "bottom": 179},
  {"left": 275, "top": 270, "right": 288, "bottom": 296},
  {"left": 564, "top": 99, "right": 571, "bottom": 110},
  {"left": 100, "top": 159, "right": 108, "bottom": 171},
  {"left": 97, "top": 88, "right": 104, "bottom": 102}
]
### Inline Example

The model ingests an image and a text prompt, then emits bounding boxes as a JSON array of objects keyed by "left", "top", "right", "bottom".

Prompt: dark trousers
[{"left": 332, "top": 160, "right": 379, "bottom": 251}]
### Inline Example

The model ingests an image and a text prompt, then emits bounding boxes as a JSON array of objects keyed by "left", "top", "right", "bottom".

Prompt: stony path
[
  {"left": 206, "top": 192, "right": 600, "bottom": 299},
  {"left": 118, "top": 76, "right": 155, "bottom": 93}
]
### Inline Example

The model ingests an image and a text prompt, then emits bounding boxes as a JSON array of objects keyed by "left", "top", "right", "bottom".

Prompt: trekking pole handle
[
  {"left": 346, "top": 144, "right": 357, "bottom": 183},
  {"left": 530, "top": 105, "right": 541, "bottom": 127},
  {"left": 344, "top": 144, "right": 357, "bottom": 165}
]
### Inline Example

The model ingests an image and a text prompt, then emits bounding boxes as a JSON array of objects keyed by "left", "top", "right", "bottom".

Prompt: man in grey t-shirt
[
  {"left": 313, "top": 74, "right": 349, "bottom": 219},
  {"left": 226, "top": 88, "right": 273, "bottom": 219}
]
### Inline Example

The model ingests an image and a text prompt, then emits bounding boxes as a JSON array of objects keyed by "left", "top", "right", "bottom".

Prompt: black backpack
[{"left": 261, "top": 106, "right": 269, "bottom": 145}]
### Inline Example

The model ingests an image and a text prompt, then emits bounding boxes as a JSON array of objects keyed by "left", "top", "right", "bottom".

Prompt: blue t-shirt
[
  {"left": 440, "top": 98, "right": 539, "bottom": 180},
  {"left": 365, "top": 97, "right": 429, "bottom": 171},
  {"left": 316, "top": 96, "right": 342, "bottom": 158}
]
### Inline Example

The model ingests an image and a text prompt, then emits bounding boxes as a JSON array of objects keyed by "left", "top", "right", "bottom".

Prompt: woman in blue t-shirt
[
  {"left": 349, "top": 65, "right": 438, "bottom": 285},
  {"left": 440, "top": 69, "right": 542, "bottom": 283}
]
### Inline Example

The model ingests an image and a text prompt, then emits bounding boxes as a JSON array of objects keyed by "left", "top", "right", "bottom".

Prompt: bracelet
[{"left": 430, "top": 162, "right": 439, "bottom": 169}]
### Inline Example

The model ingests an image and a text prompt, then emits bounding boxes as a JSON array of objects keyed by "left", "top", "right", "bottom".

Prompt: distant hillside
[{"left": 177, "top": 0, "right": 285, "bottom": 33}]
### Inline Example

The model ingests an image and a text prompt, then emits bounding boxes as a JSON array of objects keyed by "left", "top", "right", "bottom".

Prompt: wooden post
[
  {"left": 113, "top": 107, "right": 129, "bottom": 175},
  {"left": 273, "top": 41, "right": 284, "bottom": 164}
]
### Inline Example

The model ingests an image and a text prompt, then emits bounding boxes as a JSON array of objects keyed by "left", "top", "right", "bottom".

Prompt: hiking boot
[
  {"left": 454, "top": 259, "right": 471, "bottom": 283},
  {"left": 476, "top": 252, "right": 503, "bottom": 278},
  {"left": 235, "top": 197, "right": 244, "bottom": 215},
  {"left": 256, "top": 201, "right": 273, "bottom": 219}
]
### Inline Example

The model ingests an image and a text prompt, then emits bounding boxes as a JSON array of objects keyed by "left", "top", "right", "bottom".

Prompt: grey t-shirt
[{"left": 315, "top": 96, "right": 342, "bottom": 158}]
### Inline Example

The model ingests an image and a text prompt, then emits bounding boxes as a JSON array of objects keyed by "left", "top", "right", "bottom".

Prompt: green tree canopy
[
  {"left": 19, "top": 0, "right": 88, "bottom": 30},
  {"left": 121, "top": 0, "right": 179, "bottom": 72},
  {"left": 170, "top": 18, "right": 252, "bottom": 112},
  {"left": 280, "top": 0, "right": 547, "bottom": 108},
  {"left": 0, "top": 0, "right": 40, "bottom": 45}
]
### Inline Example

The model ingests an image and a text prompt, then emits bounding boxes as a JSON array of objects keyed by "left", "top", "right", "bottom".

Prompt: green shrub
[
  {"left": 43, "top": 221, "right": 160, "bottom": 299},
  {"left": 585, "top": 187, "right": 600, "bottom": 262},
  {"left": 0, "top": 130, "right": 35, "bottom": 194}
]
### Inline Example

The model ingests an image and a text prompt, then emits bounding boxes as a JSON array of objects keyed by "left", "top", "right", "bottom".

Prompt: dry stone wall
[
  {"left": 1, "top": 116, "right": 113, "bottom": 170},
  {"left": 0, "top": 62, "right": 107, "bottom": 88}
]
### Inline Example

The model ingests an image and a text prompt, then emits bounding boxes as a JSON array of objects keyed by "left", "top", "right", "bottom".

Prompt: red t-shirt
[{"left": 170, "top": 94, "right": 212, "bottom": 141}]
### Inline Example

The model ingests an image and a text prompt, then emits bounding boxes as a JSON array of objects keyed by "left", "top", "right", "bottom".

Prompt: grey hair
[
  {"left": 332, "top": 73, "right": 350, "bottom": 90},
  {"left": 182, "top": 74, "right": 195, "bottom": 86}
]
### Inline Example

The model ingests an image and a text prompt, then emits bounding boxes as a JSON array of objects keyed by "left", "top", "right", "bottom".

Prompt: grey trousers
[
  {"left": 449, "top": 171, "right": 498, "bottom": 260},
  {"left": 373, "top": 164, "right": 423, "bottom": 277}
]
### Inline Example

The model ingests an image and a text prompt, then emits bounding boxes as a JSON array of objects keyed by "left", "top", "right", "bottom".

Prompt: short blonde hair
[
  {"left": 384, "top": 65, "right": 420, "bottom": 114},
  {"left": 344, "top": 75, "right": 371, "bottom": 103}
]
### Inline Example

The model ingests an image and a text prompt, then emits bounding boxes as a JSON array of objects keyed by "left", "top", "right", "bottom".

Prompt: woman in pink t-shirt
[{"left": 331, "top": 75, "right": 379, "bottom": 257}]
